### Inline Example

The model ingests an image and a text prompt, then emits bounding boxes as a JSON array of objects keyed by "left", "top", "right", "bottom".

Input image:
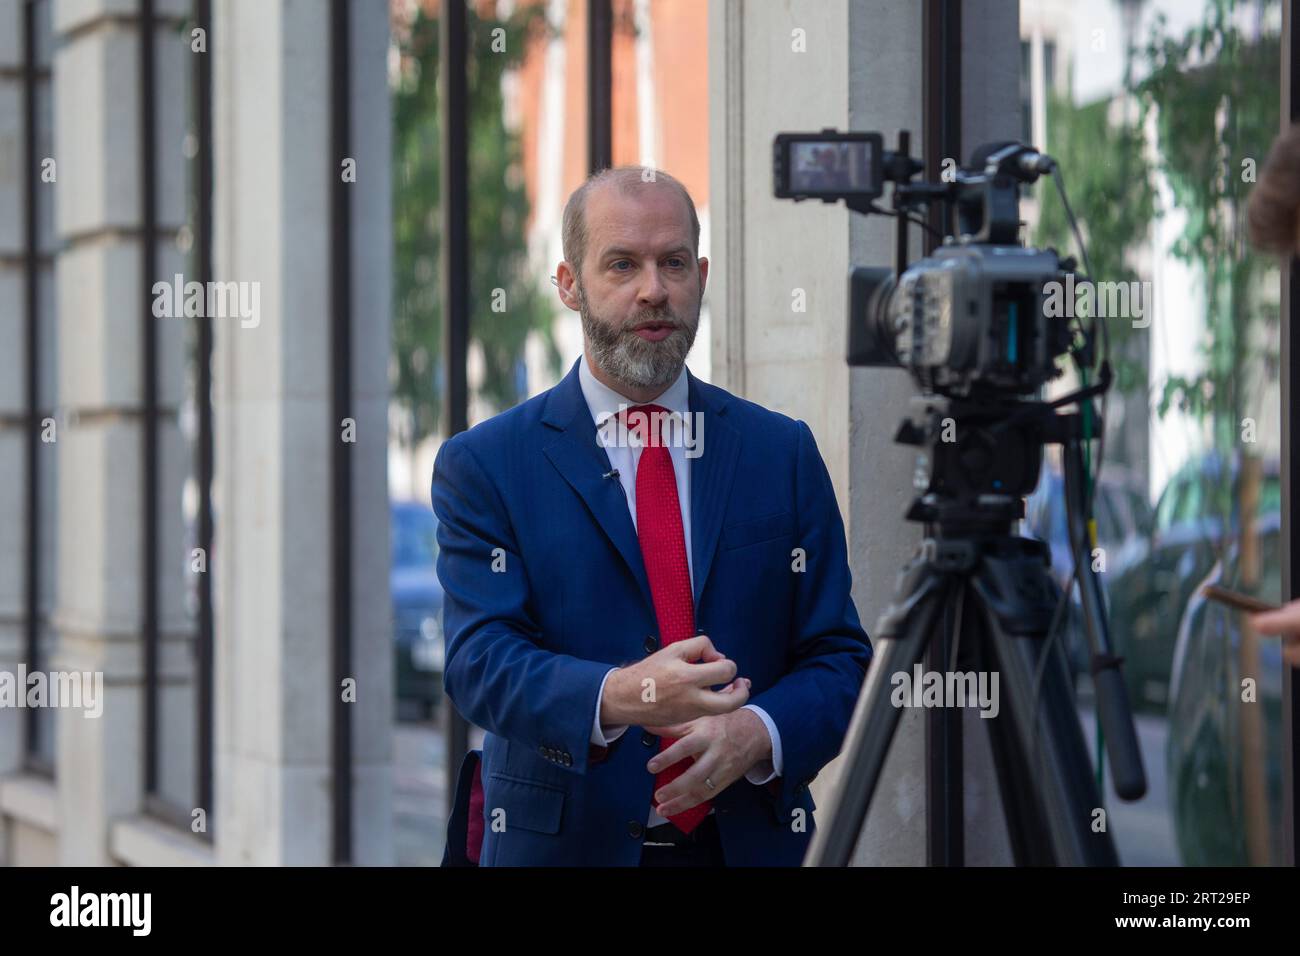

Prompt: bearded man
[{"left": 433, "top": 166, "right": 871, "bottom": 867}]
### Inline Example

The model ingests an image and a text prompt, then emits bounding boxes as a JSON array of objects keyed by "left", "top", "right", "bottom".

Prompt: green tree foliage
[
  {"left": 1033, "top": 92, "right": 1156, "bottom": 399},
  {"left": 1033, "top": 0, "right": 1279, "bottom": 517},
  {"left": 391, "top": 2, "right": 560, "bottom": 450},
  {"left": 1138, "top": 0, "right": 1282, "bottom": 869},
  {"left": 1138, "top": 0, "right": 1280, "bottom": 456}
]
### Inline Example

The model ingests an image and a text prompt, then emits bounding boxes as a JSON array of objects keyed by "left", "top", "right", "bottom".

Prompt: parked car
[
  {"left": 1023, "top": 463, "right": 1151, "bottom": 590},
  {"left": 1105, "top": 453, "right": 1279, "bottom": 713},
  {"left": 391, "top": 501, "right": 444, "bottom": 720},
  {"left": 1166, "top": 512, "right": 1286, "bottom": 865},
  {"left": 1022, "top": 464, "right": 1151, "bottom": 685}
]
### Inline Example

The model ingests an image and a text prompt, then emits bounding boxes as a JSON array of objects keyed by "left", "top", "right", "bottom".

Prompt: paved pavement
[
  {"left": 1077, "top": 705, "right": 1179, "bottom": 866},
  {"left": 390, "top": 706, "right": 1176, "bottom": 866},
  {"left": 393, "top": 712, "right": 484, "bottom": 866}
]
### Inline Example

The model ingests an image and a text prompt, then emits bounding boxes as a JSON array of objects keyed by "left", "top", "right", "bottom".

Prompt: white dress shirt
[{"left": 577, "top": 355, "right": 783, "bottom": 827}]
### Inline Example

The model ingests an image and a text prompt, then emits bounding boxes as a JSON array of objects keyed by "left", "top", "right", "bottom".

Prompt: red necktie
[{"left": 623, "top": 403, "right": 711, "bottom": 834}]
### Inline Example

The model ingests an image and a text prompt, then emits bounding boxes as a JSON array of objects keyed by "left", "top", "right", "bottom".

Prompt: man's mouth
[{"left": 630, "top": 320, "right": 676, "bottom": 342}]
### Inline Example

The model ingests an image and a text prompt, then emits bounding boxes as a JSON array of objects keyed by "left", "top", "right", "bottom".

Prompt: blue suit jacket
[{"left": 431, "top": 357, "right": 872, "bottom": 866}]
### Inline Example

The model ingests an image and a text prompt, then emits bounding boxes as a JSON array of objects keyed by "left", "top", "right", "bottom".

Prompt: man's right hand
[
  {"left": 1251, "top": 599, "right": 1300, "bottom": 668},
  {"left": 600, "top": 635, "right": 750, "bottom": 728}
]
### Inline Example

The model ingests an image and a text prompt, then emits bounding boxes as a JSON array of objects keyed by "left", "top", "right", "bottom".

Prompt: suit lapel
[
  {"left": 540, "top": 358, "right": 742, "bottom": 617},
  {"left": 687, "top": 369, "right": 741, "bottom": 608},
  {"left": 541, "top": 360, "right": 654, "bottom": 612}
]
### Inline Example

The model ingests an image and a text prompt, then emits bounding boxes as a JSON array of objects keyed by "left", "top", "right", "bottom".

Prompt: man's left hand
[{"left": 644, "top": 697, "right": 771, "bottom": 817}]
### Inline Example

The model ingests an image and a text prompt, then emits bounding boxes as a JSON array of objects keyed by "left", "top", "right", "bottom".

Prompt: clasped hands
[{"left": 599, "top": 635, "right": 771, "bottom": 817}]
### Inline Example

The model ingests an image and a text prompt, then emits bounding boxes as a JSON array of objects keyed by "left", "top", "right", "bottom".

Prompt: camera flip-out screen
[{"left": 774, "top": 132, "right": 883, "bottom": 200}]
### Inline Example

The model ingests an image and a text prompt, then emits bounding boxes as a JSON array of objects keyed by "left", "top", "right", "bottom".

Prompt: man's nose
[{"left": 637, "top": 267, "right": 669, "bottom": 306}]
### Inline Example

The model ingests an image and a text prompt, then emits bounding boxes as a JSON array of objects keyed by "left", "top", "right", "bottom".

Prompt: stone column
[
  {"left": 709, "top": 0, "right": 1020, "bottom": 865},
  {"left": 955, "top": 0, "right": 1021, "bottom": 866},
  {"left": 47, "top": 0, "right": 192, "bottom": 865},
  {"left": 844, "top": 0, "right": 929, "bottom": 866},
  {"left": 212, "top": 0, "right": 392, "bottom": 866},
  {"left": 346, "top": 0, "right": 395, "bottom": 868}
]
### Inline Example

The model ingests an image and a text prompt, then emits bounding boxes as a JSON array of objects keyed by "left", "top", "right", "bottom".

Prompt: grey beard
[{"left": 577, "top": 282, "right": 699, "bottom": 391}]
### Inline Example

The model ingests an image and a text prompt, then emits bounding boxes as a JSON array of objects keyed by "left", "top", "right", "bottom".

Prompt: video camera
[
  {"left": 773, "top": 130, "right": 1104, "bottom": 520},
  {"left": 774, "top": 130, "right": 1076, "bottom": 398}
]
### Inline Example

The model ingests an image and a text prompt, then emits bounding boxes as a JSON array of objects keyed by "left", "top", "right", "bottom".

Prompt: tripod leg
[
  {"left": 804, "top": 566, "right": 950, "bottom": 866},
  {"left": 928, "top": 590, "right": 964, "bottom": 866},
  {"left": 972, "top": 541, "right": 1121, "bottom": 866}
]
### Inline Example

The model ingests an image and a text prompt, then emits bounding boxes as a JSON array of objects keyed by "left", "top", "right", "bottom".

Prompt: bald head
[
  {"left": 561, "top": 166, "right": 700, "bottom": 278},
  {"left": 553, "top": 166, "right": 707, "bottom": 400}
]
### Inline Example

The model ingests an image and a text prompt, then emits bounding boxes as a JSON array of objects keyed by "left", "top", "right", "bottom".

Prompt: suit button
[
  {"left": 628, "top": 821, "right": 644, "bottom": 839},
  {"left": 641, "top": 731, "right": 655, "bottom": 747},
  {"left": 562, "top": 753, "right": 572, "bottom": 767},
  {"left": 643, "top": 635, "right": 657, "bottom": 654}
]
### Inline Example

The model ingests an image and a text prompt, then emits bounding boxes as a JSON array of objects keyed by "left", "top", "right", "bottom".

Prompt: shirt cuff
[
  {"left": 741, "top": 704, "right": 782, "bottom": 785},
  {"left": 590, "top": 667, "right": 629, "bottom": 746}
]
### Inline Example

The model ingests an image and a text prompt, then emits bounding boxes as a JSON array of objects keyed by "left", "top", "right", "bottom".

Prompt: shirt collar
[{"left": 578, "top": 353, "right": 690, "bottom": 430}]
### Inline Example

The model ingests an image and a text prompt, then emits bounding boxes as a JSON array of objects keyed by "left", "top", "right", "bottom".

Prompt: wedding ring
[{"left": 705, "top": 776, "right": 716, "bottom": 790}]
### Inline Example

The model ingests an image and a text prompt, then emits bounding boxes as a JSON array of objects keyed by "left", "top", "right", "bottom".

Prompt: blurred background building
[
  {"left": 0, "top": 0, "right": 1294, "bottom": 867},
  {"left": 388, "top": 0, "right": 710, "bottom": 502}
]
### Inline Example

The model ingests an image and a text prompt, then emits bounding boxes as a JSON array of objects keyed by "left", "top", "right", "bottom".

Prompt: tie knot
[
  {"left": 618, "top": 403, "right": 671, "bottom": 444},
  {"left": 619, "top": 402, "right": 667, "bottom": 420}
]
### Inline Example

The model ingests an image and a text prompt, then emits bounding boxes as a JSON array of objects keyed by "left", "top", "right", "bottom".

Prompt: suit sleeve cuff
[
  {"left": 742, "top": 704, "right": 783, "bottom": 784},
  {"left": 590, "top": 667, "right": 629, "bottom": 746}
]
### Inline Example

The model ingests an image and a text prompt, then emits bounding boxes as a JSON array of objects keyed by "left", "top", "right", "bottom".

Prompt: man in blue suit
[{"left": 432, "top": 166, "right": 871, "bottom": 866}]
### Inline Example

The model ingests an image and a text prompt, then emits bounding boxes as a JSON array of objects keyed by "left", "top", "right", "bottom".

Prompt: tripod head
[
  {"left": 894, "top": 395, "right": 1059, "bottom": 537},
  {"left": 895, "top": 384, "right": 1112, "bottom": 537}
]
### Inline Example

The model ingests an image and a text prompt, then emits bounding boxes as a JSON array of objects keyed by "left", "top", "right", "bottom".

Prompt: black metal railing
[
  {"left": 1283, "top": 0, "right": 1300, "bottom": 870},
  {"left": 139, "top": 0, "right": 161, "bottom": 812},
  {"left": 440, "top": 0, "right": 471, "bottom": 814},
  {"left": 193, "top": 0, "right": 215, "bottom": 837},
  {"left": 588, "top": 0, "right": 612, "bottom": 172},
  {"left": 138, "top": 0, "right": 216, "bottom": 839},
  {"left": 21, "top": 0, "right": 50, "bottom": 777},
  {"left": 330, "top": 0, "right": 355, "bottom": 866}
]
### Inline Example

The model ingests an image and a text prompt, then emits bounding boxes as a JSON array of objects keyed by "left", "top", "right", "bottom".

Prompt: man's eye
[
  {"left": 612, "top": 260, "right": 632, "bottom": 271},
  {"left": 666, "top": 258, "right": 684, "bottom": 268}
]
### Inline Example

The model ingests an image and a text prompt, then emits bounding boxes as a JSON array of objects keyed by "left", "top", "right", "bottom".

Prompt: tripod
[{"left": 806, "top": 407, "right": 1147, "bottom": 866}]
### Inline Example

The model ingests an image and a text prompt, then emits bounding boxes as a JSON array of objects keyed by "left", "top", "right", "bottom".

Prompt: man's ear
[
  {"left": 555, "top": 261, "right": 582, "bottom": 312},
  {"left": 697, "top": 256, "right": 709, "bottom": 295}
]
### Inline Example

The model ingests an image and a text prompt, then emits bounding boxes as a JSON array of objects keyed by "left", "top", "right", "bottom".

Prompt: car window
[
  {"left": 1025, "top": 472, "right": 1063, "bottom": 542},
  {"left": 392, "top": 508, "right": 439, "bottom": 568},
  {"left": 1257, "top": 476, "right": 1281, "bottom": 517},
  {"left": 1044, "top": 481, "right": 1067, "bottom": 543},
  {"left": 1114, "top": 486, "right": 1141, "bottom": 539},
  {"left": 1173, "top": 477, "right": 1204, "bottom": 525},
  {"left": 1154, "top": 476, "right": 1184, "bottom": 533},
  {"left": 1096, "top": 488, "right": 1122, "bottom": 542},
  {"left": 1127, "top": 488, "right": 1152, "bottom": 531}
]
